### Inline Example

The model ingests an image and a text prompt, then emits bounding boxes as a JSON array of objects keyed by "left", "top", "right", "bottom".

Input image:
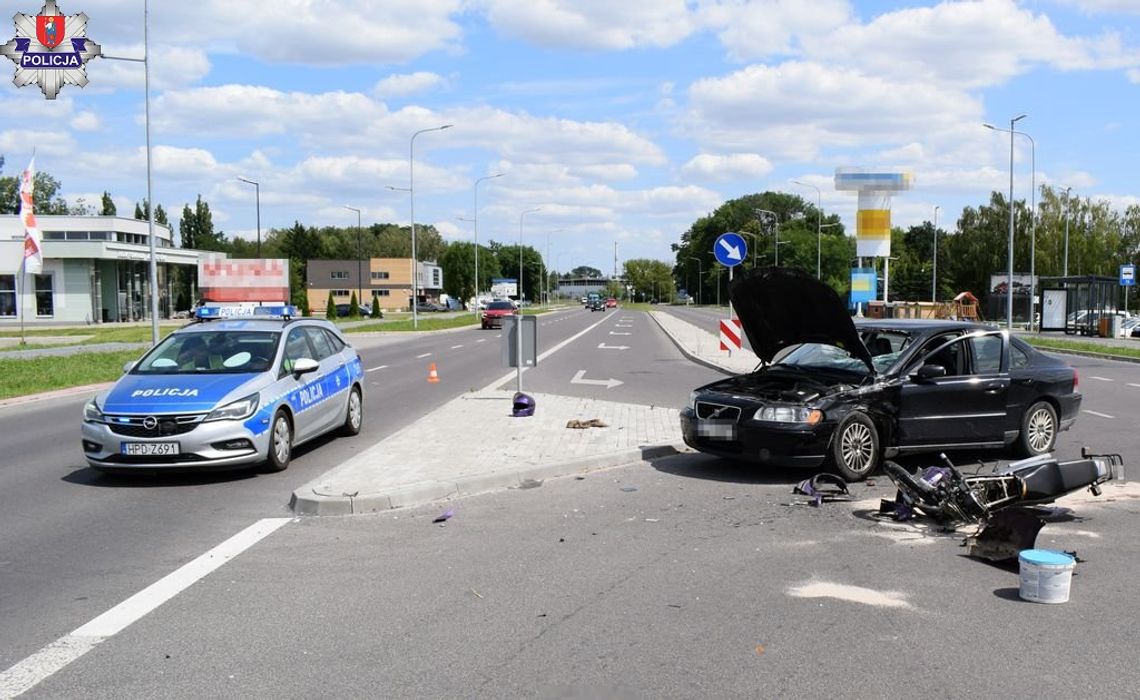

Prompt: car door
[
  {"left": 895, "top": 330, "right": 1009, "bottom": 449},
  {"left": 302, "top": 326, "right": 345, "bottom": 436},
  {"left": 279, "top": 327, "right": 326, "bottom": 443}
]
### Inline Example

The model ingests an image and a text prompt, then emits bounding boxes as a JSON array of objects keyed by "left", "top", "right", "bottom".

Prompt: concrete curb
[
  {"left": 0, "top": 381, "right": 113, "bottom": 410},
  {"left": 288, "top": 442, "right": 689, "bottom": 516},
  {"left": 648, "top": 311, "right": 739, "bottom": 376}
]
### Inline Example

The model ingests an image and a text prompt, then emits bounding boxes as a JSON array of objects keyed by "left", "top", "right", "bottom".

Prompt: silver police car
[{"left": 81, "top": 305, "right": 364, "bottom": 472}]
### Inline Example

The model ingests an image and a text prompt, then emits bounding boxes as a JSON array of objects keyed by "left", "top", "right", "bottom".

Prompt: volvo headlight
[
  {"left": 205, "top": 394, "right": 260, "bottom": 422},
  {"left": 688, "top": 391, "right": 699, "bottom": 411},
  {"left": 753, "top": 406, "right": 823, "bottom": 424},
  {"left": 83, "top": 397, "right": 104, "bottom": 423}
]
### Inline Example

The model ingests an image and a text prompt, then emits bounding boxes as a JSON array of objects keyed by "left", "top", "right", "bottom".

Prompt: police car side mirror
[{"left": 291, "top": 357, "right": 320, "bottom": 375}]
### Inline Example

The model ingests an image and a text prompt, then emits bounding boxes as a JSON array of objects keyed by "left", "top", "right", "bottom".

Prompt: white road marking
[
  {"left": 476, "top": 338, "right": 487, "bottom": 343},
  {"left": 1089, "top": 376, "right": 1113, "bottom": 381},
  {"left": 615, "top": 324, "right": 633, "bottom": 328},
  {"left": 1083, "top": 409, "right": 1115, "bottom": 419},
  {"left": 570, "top": 369, "right": 623, "bottom": 389},
  {"left": 416, "top": 353, "right": 432, "bottom": 359},
  {"left": 478, "top": 313, "right": 613, "bottom": 393},
  {"left": 609, "top": 331, "right": 631, "bottom": 336},
  {"left": 0, "top": 518, "right": 291, "bottom": 698},
  {"left": 450, "top": 345, "right": 463, "bottom": 349},
  {"left": 1128, "top": 383, "right": 1140, "bottom": 389},
  {"left": 365, "top": 365, "right": 388, "bottom": 373},
  {"left": 597, "top": 343, "right": 630, "bottom": 350}
]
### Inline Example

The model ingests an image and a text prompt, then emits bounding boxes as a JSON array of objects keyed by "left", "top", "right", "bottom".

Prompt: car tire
[
  {"left": 830, "top": 412, "right": 879, "bottom": 481},
  {"left": 262, "top": 410, "right": 292, "bottom": 472},
  {"left": 341, "top": 386, "right": 363, "bottom": 436},
  {"left": 1018, "top": 400, "right": 1057, "bottom": 457}
]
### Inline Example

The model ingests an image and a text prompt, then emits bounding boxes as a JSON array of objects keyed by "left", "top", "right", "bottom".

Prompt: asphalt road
[{"left": 3, "top": 316, "right": 1139, "bottom": 697}]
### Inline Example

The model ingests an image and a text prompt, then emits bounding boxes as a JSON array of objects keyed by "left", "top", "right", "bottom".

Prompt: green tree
[
  {"left": 570, "top": 265, "right": 603, "bottom": 278},
  {"left": 370, "top": 295, "right": 382, "bottom": 318},
  {"left": 100, "top": 191, "right": 116, "bottom": 216},
  {"left": 440, "top": 241, "right": 479, "bottom": 304},
  {"left": 623, "top": 258, "right": 674, "bottom": 302},
  {"left": 349, "top": 291, "right": 360, "bottom": 318},
  {"left": 0, "top": 170, "right": 69, "bottom": 214},
  {"left": 179, "top": 195, "right": 226, "bottom": 252},
  {"left": 496, "top": 243, "right": 544, "bottom": 302},
  {"left": 325, "top": 291, "right": 337, "bottom": 320}
]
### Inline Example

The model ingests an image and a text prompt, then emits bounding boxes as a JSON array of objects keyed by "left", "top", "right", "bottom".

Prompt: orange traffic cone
[{"left": 427, "top": 362, "right": 440, "bottom": 383}]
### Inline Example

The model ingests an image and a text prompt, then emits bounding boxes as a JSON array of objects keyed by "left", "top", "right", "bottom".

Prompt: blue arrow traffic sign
[{"left": 714, "top": 232, "right": 747, "bottom": 267}]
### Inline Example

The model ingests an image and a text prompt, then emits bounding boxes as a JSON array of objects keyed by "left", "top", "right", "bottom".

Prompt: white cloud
[
  {"left": 374, "top": 72, "right": 447, "bottom": 98},
  {"left": 0, "top": 129, "right": 76, "bottom": 157},
  {"left": 86, "top": 45, "right": 211, "bottom": 91},
  {"left": 70, "top": 111, "right": 101, "bottom": 131},
  {"left": 1053, "top": 0, "right": 1140, "bottom": 14},
  {"left": 700, "top": 0, "right": 852, "bottom": 61},
  {"left": 484, "top": 0, "right": 699, "bottom": 50},
  {"left": 682, "top": 153, "right": 773, "bottom": 181}
]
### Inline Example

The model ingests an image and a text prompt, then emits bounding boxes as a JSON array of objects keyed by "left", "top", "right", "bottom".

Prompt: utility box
[{"left": 502, "top": 315, "right": 537, "bottom": 368}]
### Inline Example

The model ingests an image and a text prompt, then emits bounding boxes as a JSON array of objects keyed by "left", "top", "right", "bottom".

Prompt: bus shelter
[{"left": 1037, "top": 275, "right": 1117, "bottom": 335}]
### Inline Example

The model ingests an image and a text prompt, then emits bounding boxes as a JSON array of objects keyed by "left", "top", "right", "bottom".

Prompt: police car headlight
[
  {"left": 753, "top": 406, "right": 823, "bottom": 424},
  {"left": 205, "top": 394, "right": 260, "bottom": 422},
  {"left": 83, "top": 398, "right": 104, "bottom": 423}
]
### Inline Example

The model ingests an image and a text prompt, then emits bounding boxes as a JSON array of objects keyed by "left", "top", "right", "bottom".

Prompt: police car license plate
[{"left": 121, "top": 442, "right": 180, "bottom": 456}]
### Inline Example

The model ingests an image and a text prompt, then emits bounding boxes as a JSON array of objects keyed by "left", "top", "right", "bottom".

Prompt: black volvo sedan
[{"left": 680, "top": 267, "right": 1082, "bottom": 481}]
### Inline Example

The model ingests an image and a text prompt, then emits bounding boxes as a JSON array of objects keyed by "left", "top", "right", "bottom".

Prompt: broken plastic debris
[
  {"left": 518, "top": 478, "right": 543, "bottom": 489},
  {"left": 433, "top": 509, "right": 454, "bottom": 523},
  {"left": 620, "top": 485, "right": 638, "bottom": 492}
]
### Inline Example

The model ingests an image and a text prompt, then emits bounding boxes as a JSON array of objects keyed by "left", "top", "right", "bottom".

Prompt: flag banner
[{"left": 20, "top": 156, "right": 43, "bottom": 274}]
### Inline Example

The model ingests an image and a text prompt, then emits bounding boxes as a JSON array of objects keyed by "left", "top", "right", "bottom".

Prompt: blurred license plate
[
  {"left": 121, "top": 442, "right": 180, "bottom": 456},
  {"left": 696, "top": 420, "right": 736, "bottom": 440}
]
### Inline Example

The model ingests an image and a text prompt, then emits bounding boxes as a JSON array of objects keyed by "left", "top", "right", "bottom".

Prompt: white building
[{"left": 0, "top": 215, "right": 220, "bottom": 325}]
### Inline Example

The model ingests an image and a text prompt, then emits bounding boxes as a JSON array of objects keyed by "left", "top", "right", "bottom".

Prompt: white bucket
[{"left": 1019, "top": 549, "right": 1076, "bottom": 604}]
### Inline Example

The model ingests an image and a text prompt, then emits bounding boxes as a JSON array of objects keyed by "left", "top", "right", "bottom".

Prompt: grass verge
[
  {"left": 0, "top": 349, "right": 143, "bottom": 401},
  {"left": 1022, "top": 336, "right": 1140, "bottom": 360}
]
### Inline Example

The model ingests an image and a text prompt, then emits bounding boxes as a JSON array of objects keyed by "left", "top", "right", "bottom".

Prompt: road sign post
[
  {"left": 1122, "top": 264, "right": 1135, "bottom": 315},
  {"left": 714, "top": 233, "right": 747, "bottom": 354}
]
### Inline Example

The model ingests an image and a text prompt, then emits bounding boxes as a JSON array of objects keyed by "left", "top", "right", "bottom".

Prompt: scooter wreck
[{"left": 879, "top": 448, "right": 1124, "bottom": 562}]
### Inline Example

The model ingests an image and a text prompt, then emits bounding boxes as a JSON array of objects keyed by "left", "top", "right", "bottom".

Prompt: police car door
[
  {"left": 302, "top": 326, "right": 346, "bottom": 435},
  {"left": 280, "top": 327, "right": 332, "bottom": 443}
]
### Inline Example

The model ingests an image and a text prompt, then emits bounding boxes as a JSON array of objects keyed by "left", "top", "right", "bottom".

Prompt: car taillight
[{"left": 1073, "top": 368, "right": 1079, "bottom": 390}]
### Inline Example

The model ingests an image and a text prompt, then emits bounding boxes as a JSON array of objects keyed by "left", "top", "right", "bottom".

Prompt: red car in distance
[
  {"left": 481, "top": 300, "right": 517, "bottom": 329},
  {"left": 605, "top": 298, "right": 618, "bottom": 308}
]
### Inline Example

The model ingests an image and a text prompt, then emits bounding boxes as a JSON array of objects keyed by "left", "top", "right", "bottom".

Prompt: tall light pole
[
  {"left": 756, "top": 209, "right": 780, "bottom": 265},
  {"left": 687, "top": 256, "right": 702, "bottom": 305},
  {"left": 545, "top": 228, "right": 563, "bottom": 305},
  {"left": 793, "top": 180, "right": 823, "bottom": 278},
  {"left": 103, "top": 0, "right": 158, "bottom": 344},
  {"left": 932, "top": 205, "right": 941, "bottom": 303},
  {"left": 1063, "top": 186, "right": 1072, "bottom": 277},
  {"left": 985, "top": 121, "right": 1035, "bottom": 327},
  {"left": 985, "top": 114, "right": 1026, "bottom": 329},
  {"left": 518, "top": 207, "right": 542, "bottom": 302},
  {"left": 472, "top": 172, "right": 503, "bottom": 317},
  {"left": 237, "top": 177, "right": 261, "bottom": 258},
  {"left": 344, "top": 206, "right": 362, "bottom": 312},
  {"left": 408, "top": 124, "right": 452, "bottom": 329}
]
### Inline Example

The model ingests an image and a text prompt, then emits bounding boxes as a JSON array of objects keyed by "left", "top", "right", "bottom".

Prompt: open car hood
[{"left": 728, "top": 266, "right": 874, "bottom": 372}]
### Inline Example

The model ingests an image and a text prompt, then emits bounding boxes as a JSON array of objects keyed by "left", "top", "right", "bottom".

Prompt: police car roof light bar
[{"left": 195, "top": 304, "right": 298, "bottom": 321}]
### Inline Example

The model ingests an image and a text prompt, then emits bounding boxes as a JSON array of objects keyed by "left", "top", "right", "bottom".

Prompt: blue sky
[{"left": 1, "top": 0, "right": 1138, "bottom": 275}]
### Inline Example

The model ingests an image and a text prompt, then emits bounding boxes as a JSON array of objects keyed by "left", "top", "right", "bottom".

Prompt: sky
[{"left": 1, "top": 0, "right": 1138, "bottom": 276}]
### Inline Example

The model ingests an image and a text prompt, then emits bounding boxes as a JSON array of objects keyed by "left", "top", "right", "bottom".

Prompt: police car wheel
[
  {"left": 342, "top": 386, "right": 363, "bottom": 436},
  {"left": 263, "top": 411, "right": 292, "bottom": 472}
]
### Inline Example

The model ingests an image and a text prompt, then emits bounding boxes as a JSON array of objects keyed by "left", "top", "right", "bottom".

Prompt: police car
[{"left": 81, "top": 305, "right": 364, "bottom": 473}]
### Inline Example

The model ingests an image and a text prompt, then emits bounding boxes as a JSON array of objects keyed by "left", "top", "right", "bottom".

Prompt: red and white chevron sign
[{"left": 719, "top": 318, "right": 742, "bottom": 351}]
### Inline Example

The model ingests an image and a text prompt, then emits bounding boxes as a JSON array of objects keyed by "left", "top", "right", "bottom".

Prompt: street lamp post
[
  {"left": 792, "top": 180, "right": 823, "bottom": 278},
  {"left": 1063, "top": 186, "right": 1072, "bottom": 277},
  {"left": 687, "top": 257, "right": 703, "bottom": 305},
  {"left": 472, "top": 173, "right": 503, "bottom": 317},
  {"left": 986, "top": 122, "right": 1036, "bottom": 328},
  {"left": 408, "top": 124, "right": 452, "bottom": 328},
  {"left": 237, "top": 177, "right": 261, "bottom": 258},
  {"left": 756, "top": 209, "right": 780, "bottom": 265},
  {"left": 102, "top": 0, "right": 159, "bottom": 344},
  {"left": 932, "top": 205, "right": 940, "bottom": 303},
  {"left": 545, "top": 229, "right": 563, "bottom": 306},
  {"left": 344, "top": 206, "right": 362, "bottom": 313}
]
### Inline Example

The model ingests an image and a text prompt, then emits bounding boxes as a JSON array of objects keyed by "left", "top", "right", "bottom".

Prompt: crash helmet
[{"left": 512, "top": 392, "right": 536, "bottom": 417}]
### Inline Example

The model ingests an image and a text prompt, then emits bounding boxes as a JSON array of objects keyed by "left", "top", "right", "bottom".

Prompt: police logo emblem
[{"left": 1, "top": 1, "right": 102, "bottom": 99}]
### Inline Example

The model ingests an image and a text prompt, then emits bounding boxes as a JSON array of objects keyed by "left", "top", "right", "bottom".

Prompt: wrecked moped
[{"left": 880, "top": 449, "right": 1123, "bottom": 560}]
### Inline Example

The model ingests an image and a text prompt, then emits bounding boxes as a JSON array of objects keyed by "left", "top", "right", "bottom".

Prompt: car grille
[
  {"left": 695, "top": 402, "right": 741, "bottom": 421},
  {"left": 99, "top": 453, "right": 207, "bottom": 464},
  {"left": 105, "top": 414, "right": 205, "bottom": 438}
]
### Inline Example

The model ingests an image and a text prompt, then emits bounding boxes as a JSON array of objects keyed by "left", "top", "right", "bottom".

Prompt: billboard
[
  {"left": 491, "top": 277, "right": 518, "bottom": 298},
  {"left": 199, "top": 255, "right": 290, "bottom": 303}
]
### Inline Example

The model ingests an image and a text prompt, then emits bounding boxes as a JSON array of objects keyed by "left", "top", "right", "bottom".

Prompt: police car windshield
[{"left": 133, "top": 331, "right": 281, "bottom": 374}]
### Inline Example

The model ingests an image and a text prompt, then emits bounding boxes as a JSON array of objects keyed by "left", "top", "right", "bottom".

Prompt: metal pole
[
  {"left": 473, "top": 173, "right": 502, "bottom": 317},
  {"left": 409, "top": 124, "right": 452, "bottom": 328},
  {"left": 254, "top": 181, "right": 261, "bottom": 258},
  {"left": 345, "top": 206, "right": 362, "bottom": 311},
  {"left": 793, "top": 180, "right": 822, "bottom": 278},
  {"left": 143, "top": 0, "right": 158, "bottom": 344},
  {"left": 1063, "top": 186, "right": 1071, "bottom": 277},
  {"left": 932, "top": 205, "right": 940, "bottom": 303},
  {"left": 518, "top": 207, "right": 541, "bottom": 393}
]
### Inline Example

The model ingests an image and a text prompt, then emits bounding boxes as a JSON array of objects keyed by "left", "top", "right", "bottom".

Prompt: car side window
[
  {"left": 323, "top": 329, "right": 346, "bottom": 353},
  {"left": 917, "top": 333, "right": 963, "bottom": 376},
  {"left": 281, "top": 328, "right": 313, "bottom": 375},
  {"left": 304, "top": 327, "right": 334, "bottom": 360},
  {"left": 969, "top": 335, "right": 1003, "bottom": 374},
  {"left": 1010, "top": 341, "right": 1031, "bottom": 369}
]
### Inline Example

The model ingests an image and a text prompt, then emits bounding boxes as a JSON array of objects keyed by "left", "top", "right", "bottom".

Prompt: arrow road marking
[
  {"left": 719, "top": 238, "right": 743, "bottom": 260},
  {"left": 1083, "top": 410, "right": 1115, "bottom": 419},
  {"left": 597, "top": 343, "right": 630, "bottom": 350},
  {"left": 1089, "top": 376, "right": 1112, "bottom": 381},
  {"left": 609, "top": 331, "right": 631, "bottom": 336},
  {"left": 416, "top": 353, "right": 432, "bottom": 359},
  {"left": 571, "top": 369, "right": 623, "bottom": 389},
  {"left": 366, "top": 365, "right": 388, "bottom": 373}
]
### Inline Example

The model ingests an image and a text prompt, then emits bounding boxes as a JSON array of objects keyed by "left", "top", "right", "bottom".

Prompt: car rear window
[{"left": 488, "top": 301, "right": 515, "bottom": 310}]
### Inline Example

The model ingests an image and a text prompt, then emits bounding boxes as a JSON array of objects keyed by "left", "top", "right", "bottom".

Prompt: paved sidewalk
[{"left": 289, "top": 310, "right": 748, "bottom": 515}]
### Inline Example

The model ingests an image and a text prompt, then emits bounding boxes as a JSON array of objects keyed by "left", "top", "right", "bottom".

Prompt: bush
[
  {"left": 370, "top": 296, "right": 382, "bottom": 318},
  {"left": 325, "top": 291, "right": 336, "bottom": 320},
  {"left": 349, "top": 292, "right": 361, "bottom": 318}
]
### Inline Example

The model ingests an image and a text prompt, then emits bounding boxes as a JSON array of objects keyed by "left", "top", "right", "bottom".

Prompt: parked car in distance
[
  {"left": 681, "top": 267, "right": 1082, "bottom": 482},
  {"left": 416, "top": 302, "right": 447, "bottom": 313},
  {"left": 481, "top": 300, "right": 517, "bottom": 329},
  {"left": 335, "top": 303, "right": 373, "bottom": 317}
]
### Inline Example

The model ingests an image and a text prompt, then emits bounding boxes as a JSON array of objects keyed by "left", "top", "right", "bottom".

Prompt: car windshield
[
  {"left": 487, "top": 301, "right": 515, "bottom": 310},
  {"left": 132, "top": 330, "right": 280, "bottom": 375},
  {"left": 774, "top": 343, "right": 871, "bottom": 374}
]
